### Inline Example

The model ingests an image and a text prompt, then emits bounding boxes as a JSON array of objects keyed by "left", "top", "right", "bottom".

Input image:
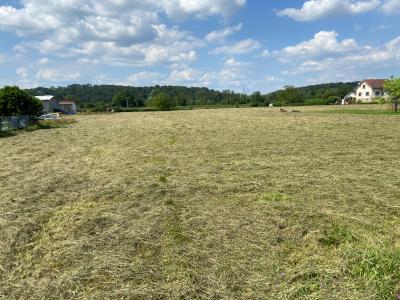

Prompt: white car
[{"left": 38, "top": 113, "right": 61, "bottom": 120}]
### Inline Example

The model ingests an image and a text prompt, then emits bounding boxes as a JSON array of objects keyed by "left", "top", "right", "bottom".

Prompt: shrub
[
  {"left": 0, "top": 86, "right": 43, "bottom": 116},
  {"left": 147, "top": 92, "right": 174, "bottom": 111}
]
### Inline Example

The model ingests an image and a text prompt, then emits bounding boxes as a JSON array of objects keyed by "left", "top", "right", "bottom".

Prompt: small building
[
  {"left": 354, "top": 79, "right": 388, "bottom": 103},
  {"left": 58, "top": 100, "right": 77, "bottom": 114},
  {"left": 35, "top": 95, "right": 77, "bottom": 114},
  {"left": 36, "top": 95, "right": 57, "bottom": 112}
]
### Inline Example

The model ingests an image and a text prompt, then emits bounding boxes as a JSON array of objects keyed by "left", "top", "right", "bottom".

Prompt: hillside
[{"left": 26, "top": 82, "right": 359, "bottom": 110}]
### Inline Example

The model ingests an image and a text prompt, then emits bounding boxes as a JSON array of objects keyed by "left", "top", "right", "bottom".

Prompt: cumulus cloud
[
  {"left": 127, "top": 71, "right": 166, "bottom": 86},
  {"left": 277, "top": 0, "right": 381, "bottom": 21},
  {"left": 210, "top": 39, "right": 261, "bottom": 55},
  {"left": 284, "top": 35, "right": 400, "bottom": 77},
  {"left": 0, "top": 0, "right": 244, "bottom": 68},
  {"left": 206, "top": 23, "right": 242, "bottom": 43},
  {"left": 36, "top": 68, "right": 81, "bottom": 82},
  {"left": 277, "top": 31, "right": 359, "bottom": 61},
  {"left": 160, "top": 0, "right": 246, "bottom": 19},
  {"left": 224, "top": 58, "right": 248, "bottom": 67}
]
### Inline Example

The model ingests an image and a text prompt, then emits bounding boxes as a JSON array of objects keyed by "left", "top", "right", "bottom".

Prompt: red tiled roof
[{"left": 363, "top": 79, "right": 386, "bottom": 89}]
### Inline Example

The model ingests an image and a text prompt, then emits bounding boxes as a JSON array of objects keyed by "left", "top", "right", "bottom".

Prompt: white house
[
  {"left": 343, "top": 79, "right": 388, "bottom": 104},
  {"left": 36, "top": 95, "right": 57, "bottom": 112},
  {"left": 35, "top": 95, "right": 77, "bottom": 114}
]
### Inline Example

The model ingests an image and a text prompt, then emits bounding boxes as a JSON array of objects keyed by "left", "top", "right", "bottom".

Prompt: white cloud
[
  {"left": 210, "top": 39, "right": 261, "bottom": 55},
  {"left": 0, "top": 0, "right": 246, "bottom": 37},
  {"left": 36, "top": 68, "right": 80, "bottom": 82},
  {"left": 38, "top": 58, "right": 50, "bottom": 65},
  {"left": 206, "top": 23, "right": 242, "bottom": 43},
  {"left": 265, "top": 76, "right": 281, "bottom": 82},
  {"left": 0, "top": 5, "right": 60, "bottom": 34},
  {"left": 16, "top": 67, "right": 28, "bottom": 78},
  {"left": 168, "top": 69, "right": 201, "bottom": 83},
  {"left": 260, "top": 49, "right": 270, "bottom": 57},
  {"left": 224, "top": 58, "right": 248, "bottom": 67},
  {"left": 127, "top": 71, "right": 166, "bottom": 86},
  {"left": 277, "top": 31, "right": 359, "bottom": 61},
  {"left": 277, "top": 0, "right": 381, "bottom": 21},
  {"left": 382, "top": 0, "right": 400, "bottom": 14},
  {"left": 285, "top": 35, "right": 400, "bottom": 78},
  {"left": 160, "top": 0, "right": 246, "bottom": 19},
  {"left": 0, "top": 1, "right": 240, "bottom": 68}
]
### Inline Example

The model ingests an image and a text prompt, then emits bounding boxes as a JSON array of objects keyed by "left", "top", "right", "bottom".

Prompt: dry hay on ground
[{"left": 1, "top": 106, "right": 400, "bottom": 299}]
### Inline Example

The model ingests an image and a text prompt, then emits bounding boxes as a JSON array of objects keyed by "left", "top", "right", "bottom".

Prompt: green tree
[
  {"left": 0, "top": 86, "right": 43, "bottom": 116},
  {"left": 112, "top": 89, "right": 136, "bottom": 108},
  {"left": 384, "top": 77, "right": 400, "bottom": 112},
  {"left": 147, "top": 92, "right": 174, "bottom": 111},
  {"left": 276, "top": 86, "right": 305, "bottom": 105},
  {"left": 250, "top": 91, "right": 264, "bottom": 107}
]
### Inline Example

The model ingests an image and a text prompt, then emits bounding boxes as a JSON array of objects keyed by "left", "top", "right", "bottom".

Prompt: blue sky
[{"left": 0, "top": 0, "right": 399, "bottom": 93}]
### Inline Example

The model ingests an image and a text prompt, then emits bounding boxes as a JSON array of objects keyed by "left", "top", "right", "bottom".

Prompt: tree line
[
  {"left": 1, "top": 79, "right": 399, "bottom": 116},
  {"left": 26, "top": 82, "right": 359, "bottom": 111}
]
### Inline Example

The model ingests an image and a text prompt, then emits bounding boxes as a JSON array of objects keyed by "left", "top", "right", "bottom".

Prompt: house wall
[
  {"left": 355, "top": 82, "right": 386, "bottom": 102},
  {"left": 58, "top": 103, "right": 77, "bottom": 114},
  {"left": 42, "top": 100, "right": 54, "bottom": 112}
]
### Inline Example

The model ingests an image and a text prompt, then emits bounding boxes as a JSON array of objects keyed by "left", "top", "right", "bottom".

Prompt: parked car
[{"left": 38, "top": 113, "right": 61, "bottom": 120}]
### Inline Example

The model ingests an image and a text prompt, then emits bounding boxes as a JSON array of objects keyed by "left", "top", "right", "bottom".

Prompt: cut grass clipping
[{"left": 1, "top": 105, "right": 400, "bottom": 299}]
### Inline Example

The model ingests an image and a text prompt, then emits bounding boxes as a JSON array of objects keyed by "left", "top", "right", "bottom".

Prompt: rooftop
[
  {"left": 35, "top": 95, "right": 54, "bottom": 101},
  {"left": 363, "top": 79, "right": 387, "bottom": 89}
]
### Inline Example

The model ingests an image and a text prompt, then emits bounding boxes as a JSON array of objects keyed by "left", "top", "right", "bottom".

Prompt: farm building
[
  {"left": 35, "top": 95, "right": 77, "bottom": 114},
  {"left": 343, "top": 79, "right": 388, "bottom": 104}
]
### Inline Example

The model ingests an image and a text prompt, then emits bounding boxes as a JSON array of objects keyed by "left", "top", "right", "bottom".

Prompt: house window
[
  {"left": 376, "top": 91, "right": 380, "bottom": 96},
  {"left": 358, "top": 92, "right": 362, "bottom": 96},
  {"left": 366, "top": 92, "right": 370, "bottom": 96},
  {"left": 363, "top": 85, "right": 366, "bottom": 89}
]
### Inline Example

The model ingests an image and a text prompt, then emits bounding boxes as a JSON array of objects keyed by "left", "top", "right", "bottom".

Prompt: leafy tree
[
  {"left": 276, "top": 86, "right": 305, "bottom": 105},
  {"left": 250, "top": 91, "right": 264, "bottom": 107},
  {"left": 147, "top": 92, "right": 174, "bottom": 111},
  {"left": 384, "top": 77, "right": 400, "bottom": 112},
  {"left": 0, "top": 86, "right": 43, "bottom": 116},
  {"left": 112, "top": 89, "right": 136, "bottom": 108}
]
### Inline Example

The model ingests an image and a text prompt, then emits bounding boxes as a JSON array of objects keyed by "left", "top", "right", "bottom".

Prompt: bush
[
  {"left": 0, "top": 86, "right": 43, "bottom": 116},
  {"left": 147, "top": 92, "right": 174, "bottom": 111}
]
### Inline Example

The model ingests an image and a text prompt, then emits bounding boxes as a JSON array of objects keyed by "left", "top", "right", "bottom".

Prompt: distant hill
[
  {"left": 26, "top": 84, "right": 245, "bottom": 110},
  {"left": 26, "top": 81, "right": 359, "bottom": 110},
  {"left": 264, "top": 82, "right": 359, "bottom": 106}
]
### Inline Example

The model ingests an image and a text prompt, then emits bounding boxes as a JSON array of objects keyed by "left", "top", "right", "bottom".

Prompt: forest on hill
[{"left": 26, "top": 81, "right": 358, "bottom": 111}]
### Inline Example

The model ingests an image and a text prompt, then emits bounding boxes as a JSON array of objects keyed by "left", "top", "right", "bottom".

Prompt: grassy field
[{"left": 1, "top": 106, "right": 400, "bottom": 299}]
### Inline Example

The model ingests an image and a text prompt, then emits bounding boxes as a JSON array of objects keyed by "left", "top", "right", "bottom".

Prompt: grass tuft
[
  {"left": 318, "top": 223, "right": 356, "bottom": 247},
  {"left": 259, "top": 192, "right": 290, "bottom": 202}
]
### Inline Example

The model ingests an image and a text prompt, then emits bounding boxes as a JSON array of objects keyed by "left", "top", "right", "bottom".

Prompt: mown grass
[
  {"left": 28, "top": 118, "right": 78, "bottom": 130},
  {"left": 317, "top": 109, "right": 400, "bottom": 115},
  {"left": 0, "top": 118, "right": 77, "bottom": 138},
  {"left": 1, "top": 106, "right": 400, "bottom": 299}
]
